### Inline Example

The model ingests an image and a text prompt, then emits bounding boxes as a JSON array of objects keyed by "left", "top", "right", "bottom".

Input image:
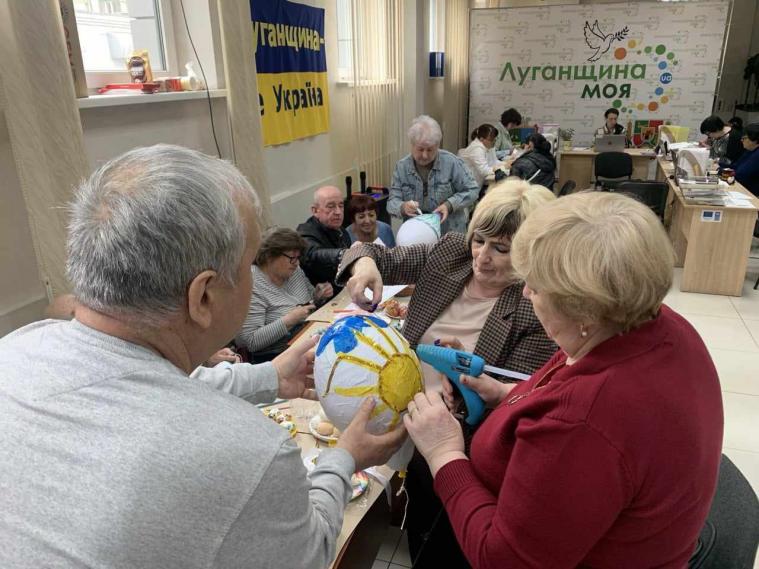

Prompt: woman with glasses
[
  {"left": 403, "top": 192, "right": 722, "bottom": 568},
  {"left": 235, "top": 227, "right": 333, "bottom": 361}
]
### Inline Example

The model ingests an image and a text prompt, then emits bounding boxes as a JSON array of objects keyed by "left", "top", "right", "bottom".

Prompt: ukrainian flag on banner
[{"left": 251, "top": 0, "right": 330, "bottom": 146}]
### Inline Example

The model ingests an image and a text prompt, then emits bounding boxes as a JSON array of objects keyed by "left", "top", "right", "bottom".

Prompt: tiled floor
[{"left": 374, "top": 259, "right": 759, "bottom": 569}]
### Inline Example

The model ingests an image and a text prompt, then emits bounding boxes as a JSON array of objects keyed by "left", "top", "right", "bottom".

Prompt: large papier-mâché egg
[
  {"left": 314, "top": 315, "right": 424, "bottom": 435},
  {"left": 396, "top": 213, "right": 441, "bottom": 246}
]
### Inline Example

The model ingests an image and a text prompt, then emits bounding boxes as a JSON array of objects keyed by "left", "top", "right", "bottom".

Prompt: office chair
[
  {"left": 615, "top": 181, "right": 669, "bottom": 221},
  {"left": 594, "top": 151, "right": 633, "bottom": 190},
  {"left": 558, "top": 180, "right": 576, "bottom": 197},
  {"left": 688, "top": 454, "right": 759, "bottom": 569}
]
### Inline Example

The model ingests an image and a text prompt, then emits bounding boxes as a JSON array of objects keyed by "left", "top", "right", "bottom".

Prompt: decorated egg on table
[
  {"left": 396, "top": 213, "right": 441, "bottom": 246},
  {"left": 314, "top": 315, "right": 424, "bottom": 436}
]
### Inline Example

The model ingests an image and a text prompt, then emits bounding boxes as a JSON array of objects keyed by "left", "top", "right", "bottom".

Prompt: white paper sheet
[{"left": 727, "top": 191, "right": 751, "bottom": 202}]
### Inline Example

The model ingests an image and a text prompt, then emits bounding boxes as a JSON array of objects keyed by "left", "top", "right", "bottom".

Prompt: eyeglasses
[{"left": 282, "top": 253, "right": 301, "bottom": 265}]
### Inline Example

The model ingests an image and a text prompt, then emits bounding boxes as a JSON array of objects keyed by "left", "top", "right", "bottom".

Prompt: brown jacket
[{"left": 336, "top": 233, "right": 556, "bottom": 375}]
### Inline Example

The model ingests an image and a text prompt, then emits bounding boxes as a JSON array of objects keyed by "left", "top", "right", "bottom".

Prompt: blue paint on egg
[{"left": 316, "top": 315, "right": 388, "bottom": 356}]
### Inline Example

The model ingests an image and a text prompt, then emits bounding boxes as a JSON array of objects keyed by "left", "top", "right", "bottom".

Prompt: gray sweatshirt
[{"left": 0, "top": 319, "right": 354, "bottom": 569}]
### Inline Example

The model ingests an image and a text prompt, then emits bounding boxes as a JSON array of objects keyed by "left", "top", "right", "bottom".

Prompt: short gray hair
[
  {"left": 407, "top": 115, "right": 442, "bottom": 146},
  {"left": 67, "top": 144, "right": 260, "bottom": 323}
]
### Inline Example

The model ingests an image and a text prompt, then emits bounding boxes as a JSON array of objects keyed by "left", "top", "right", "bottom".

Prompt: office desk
[
  {"left": 656, "top": 158, "right": 759, "bottom": 296},
  {"left": 558, "top": 148, "right": 657, "bottom": 189}
]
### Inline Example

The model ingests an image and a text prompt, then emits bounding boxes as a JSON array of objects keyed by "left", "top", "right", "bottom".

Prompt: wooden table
[
  {"left": 261, "top": 398, "right": 395, "bottom": 569},
  {"left": 558, "top": 148, "right": 657, "bottom": 190},
  {"left": 307, "top": 288, "right": 356, "bottom": 323},
  {"left": 656, "top": 158, "right": 759, "bottom": 296}
]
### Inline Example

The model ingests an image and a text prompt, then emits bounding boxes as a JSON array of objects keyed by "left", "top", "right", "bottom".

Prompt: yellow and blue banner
[{"left": 251, "top": 0, "right": 330, "bottom": 146}]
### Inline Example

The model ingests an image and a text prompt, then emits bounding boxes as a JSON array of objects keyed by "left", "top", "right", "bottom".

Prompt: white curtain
[
  {"left": 442, "top": 0, "right": 470, "bottom": 152},
  {"left": 345, "top": 0, "right": 405, "bottom": 187}
]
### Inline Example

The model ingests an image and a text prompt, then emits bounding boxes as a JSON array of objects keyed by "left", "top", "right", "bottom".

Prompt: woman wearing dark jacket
[
  {"left": 338, "top": 180, "right": 558, "bottom": 568},
  {"left": 732, "top": 122, "right": 759, "bottom": 197},
  {"left": 509, "top": 133, "right": 556, "bottom": 189},
  {"left": 700, "top": 114, "right": 744, "bottom": 166}
]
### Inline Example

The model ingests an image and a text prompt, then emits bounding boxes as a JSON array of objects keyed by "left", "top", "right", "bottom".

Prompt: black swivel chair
[
  {"left": 615, "top": 181, "right": 669, "bottom": 221},
  {"left": 557, "top": 180, "right": 577, "bottom": 197},
  {"left": 688, "top": 454, "right": 759, "bottom": 569},
  {"left": 594, "top": 152, "right": 633, "bottom": 190}
]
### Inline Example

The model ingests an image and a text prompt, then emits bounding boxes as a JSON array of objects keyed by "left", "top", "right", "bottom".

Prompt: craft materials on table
[
  {"left": 262, "top": 406, "right": 297, "bottom": 438},
  {"left": 302, "top": 448, "right": 370, "bottom": 500}
]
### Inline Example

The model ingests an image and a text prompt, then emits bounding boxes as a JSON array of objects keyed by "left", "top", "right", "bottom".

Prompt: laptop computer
[{"left": 594, "top": 134, "right": 626, "bottom": 152}]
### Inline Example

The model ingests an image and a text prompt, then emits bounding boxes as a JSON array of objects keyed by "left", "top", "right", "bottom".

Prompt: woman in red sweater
[{"left": 404, "top": 192, "right": 724, "bottom": 568}]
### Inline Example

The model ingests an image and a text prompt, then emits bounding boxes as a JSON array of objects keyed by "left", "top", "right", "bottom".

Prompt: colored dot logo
[{"left": 660, "top": 72, "right": 673, "bottom": 84}]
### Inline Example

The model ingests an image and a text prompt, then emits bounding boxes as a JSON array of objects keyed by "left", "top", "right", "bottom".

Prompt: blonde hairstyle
[
  {"left": 466, "top": 179, "right": 556, "bottom": 242},
  {"left": 511, "top": 191, "right": 675, "bottom": 331}
]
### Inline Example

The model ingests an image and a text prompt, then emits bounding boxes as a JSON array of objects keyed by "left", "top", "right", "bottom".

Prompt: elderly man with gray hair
[
  {"left": 0, "top": 145, "right": 405, "bottom": 569},
  {"left": 388, "top": 115, "right": 479, "bottom": 235}
]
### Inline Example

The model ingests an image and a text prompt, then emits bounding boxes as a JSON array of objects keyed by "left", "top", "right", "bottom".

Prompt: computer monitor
[{"left": 594, "top": 134, "right": 626, "bottom": 152}]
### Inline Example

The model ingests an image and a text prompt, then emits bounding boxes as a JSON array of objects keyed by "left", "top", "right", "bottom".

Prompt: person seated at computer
[
  {"left": 595, "top": 108, "right": 625, "bottom": 137},
  {"left": 509, "top": 133, "right": 556, "bottom": 189},
  {"left": 700, "top": 115, "right": 744, "bottom": 166},
  {"left": 346, "top": 194, "right": 396, "bottom": 247},
  {"left": 731, "top": 122, "right": 759, "bottom": 197},
  {"left": 493, "top": 108, "right": 522, "bottom": 159},
  {"left": 459, "top": 124, "right": 506, "bottom": 188}
]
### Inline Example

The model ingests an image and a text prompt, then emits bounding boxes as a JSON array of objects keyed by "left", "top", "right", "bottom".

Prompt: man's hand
[
  {"left": 272, "top": 336, "right": 317, "bottom": 400},
  {"left": 282, "top": 304, "right": 315, "bottom": 329},
  {"left": 432, "top": 202, "right": 450, "bottom": 223},
  {"left": 346, "top": 257, "right": 383, "bottom": 311},
  {"left": 402, "top": 200, "right": 421, "bottom": 217},
  {"left": 338, "top": 398, "right": 407, "bottom": 471},
  {"left": 314, "top": 283, "right": 333, "bottom": 302},
  {"left": 205, "top": 347, "right": 241, "bottom": 367}
]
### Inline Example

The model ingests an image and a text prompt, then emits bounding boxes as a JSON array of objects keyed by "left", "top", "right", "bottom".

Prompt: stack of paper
[{"left": 725, "top": 191, "right": 755, "bottom": 208}]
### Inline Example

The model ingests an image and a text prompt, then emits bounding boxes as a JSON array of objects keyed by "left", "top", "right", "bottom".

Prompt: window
[
  {"left": 335, "top": 0, "right": 395, "bottom": 84},
  {"left": 429, "top": 0, "right": 445, "bottom": 53},
  {"left": 73, "top": 0, "right": 177, "bottom": 88}
]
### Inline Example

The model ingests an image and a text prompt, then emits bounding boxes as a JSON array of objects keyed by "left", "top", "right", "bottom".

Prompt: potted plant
[{"left": 559, "top": 128, "right": 575, "bottom": 151}]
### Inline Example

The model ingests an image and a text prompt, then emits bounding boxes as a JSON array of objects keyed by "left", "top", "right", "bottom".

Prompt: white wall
[
  {"left": 80, "top": 97, "right": 231, "bottom": 167},
  {"left": 0, "top": 114, "right": 48, "bottom": 336}
]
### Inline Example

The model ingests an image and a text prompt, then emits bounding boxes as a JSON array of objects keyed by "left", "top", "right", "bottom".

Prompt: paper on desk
[
  {"left": 725, "top": 199, "right": 755, "bottom": 208},
  {"left": 343, "top": 285, "right": 408, "bottom": 311},
  {"left": 728, "top": 191, "right": 751, "bottom": 201}
]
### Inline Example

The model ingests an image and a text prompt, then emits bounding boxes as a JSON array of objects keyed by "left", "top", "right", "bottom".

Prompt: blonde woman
[
  {"left": 339, "top": 179, "right": 558, "bottom": 567},
  {"left": 404, "top": 192, "right": 723, "bottom": 568}
]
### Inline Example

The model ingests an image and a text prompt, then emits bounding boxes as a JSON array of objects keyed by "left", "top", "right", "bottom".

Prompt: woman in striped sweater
[{"left": 236, "top": 227, "right": 333, "bottom": 361}]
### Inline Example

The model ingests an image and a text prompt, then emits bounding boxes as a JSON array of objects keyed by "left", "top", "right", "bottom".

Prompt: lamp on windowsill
[{"left": 429, "top": 52, "right": 444, "bottom": 78}]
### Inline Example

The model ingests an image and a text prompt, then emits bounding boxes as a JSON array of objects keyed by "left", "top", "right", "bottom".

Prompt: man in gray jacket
[{"left": 0, "top": 145, "right": 405, "bottom": 569}]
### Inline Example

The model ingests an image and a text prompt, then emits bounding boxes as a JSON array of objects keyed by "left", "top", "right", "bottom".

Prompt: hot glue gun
[{"left": 415, "top": 344, "right": 530, "bottom": 426}]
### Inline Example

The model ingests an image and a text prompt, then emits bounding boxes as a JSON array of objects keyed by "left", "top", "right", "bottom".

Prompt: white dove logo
[{"left": 584, "top": 20, "right": 629, "bottom": 62}]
